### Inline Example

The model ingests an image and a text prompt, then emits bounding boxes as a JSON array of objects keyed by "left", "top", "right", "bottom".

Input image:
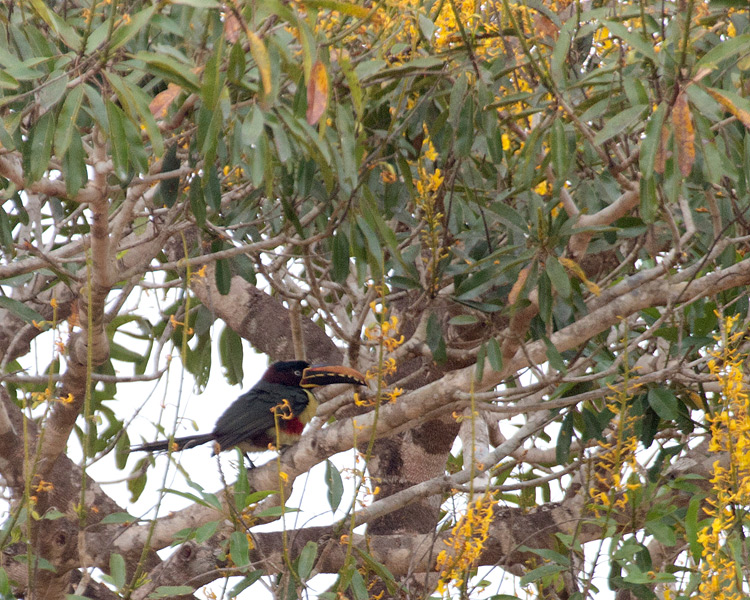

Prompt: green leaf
[
  {"left": 519, "top": 562, "right": 567, "bottom": 586},
  {"left": 325, "top": 459, "right": 344, "bottom": 512},
  {"left": 219, "top": 325, "right": 244, "bottom": 385},
  {"left": 449, "top": 314, "right": 479, "bottom": 325},
  {"left": 27, "top": 111, "right": 55, "bottom": 183},
  {"left": 228, "top": 571, "right": 263, "bottom": 597},
  {"left": 148, "top": 586, "right": 195, "bottom": 598},
  {"left": 161, "top": 487, "right": 221, "bottom": 510},
  {"left": 339, "top": 56, "right": 363, "bottom": 119},
  {"left": 171, "top": 0, "right": 220, "bottom": 6},
  {"left": 486, "top": 338, "right": 502, "bottom": 372},
  {"left": 521, "top": 547, "right": 571, "bottom": 566},
  {"left": 255, "top": 505, "right": 300, "bottom": 518},
  {"left": 109, "top": 4, "right": 157, "bottom": 52},
  {"left": 685, "top": 496, "right": 703, "bottom": 562},
  {"left": 455, "top": 95, "right": 475, "bottom": 157},
  {"left": 647, "top": 388, "right": 680, "bottom": 421},
  {"left": 543, "top": 336, "right": 566, "bottom": 373},
  {"left": 331, "top": 230, "right": 350, "bottom": 283},
  {"left": 297, "top": 541, "right": 318, "bottom": 579},
  {"left": 39, "top": 71, "right": 68, "bottom": 112},
  {"left": 215, "top": 258, "right": 232, "bottom": 295},
  {"left": 302, "top": 0, "right": 370, "bottom": 17},
  {"left": 0, "top": 297, "right": 44, "bottom": 325},
  {"left": 115, "top": 430, "right": 130, "bottom": 470},
  {"left": 486, "top": 201, "right": 528, "bottom": 233},
  {"left": 352, "top": 547, "right": 401, "bottom": 594},
  {"left": 645, "top": 518, "right": 676, "bottom": 546},
  {"left": 157, "top": 145, "right": 180, "bottom": 208},
  {"left": 99, "top": 511, "right": 136, "bottom": 525},
  {"left": 639, "top": 103, "right": 667, "bottom": 177},
  {"left": 592, "top": 104, "right": 647, "bottom": 146},
  {"left": 203, "top": 165, "right": 221, "bottom": 211},
  {"left": 63, "top": 129, "right": 87, "bottom": 198},
  {"left": 242, "top": 106, "right": 266, "bottom": 146},
  {"left": 128, "top": 464, "right": 147, "bottom": 502},
  {"left": 110, "top": 553, "right": 126, "bottom": 590},
  {"left": 349, "top": 569, "right": 369, "bottom": 600},
  {"left": 195, "top": 520, "right": 220, "bottom": 543},
  {"left": 556, "top": 412, "right": 574, "bottom": 464},
  {"left": 538, "top": 270, "right": 552, "bottom": 323},
  {"left": 550, "top": 119, "right": 569, "bottom": 182},
  {"left": 54, "top": 86, "right": 84, "bottom": 157},
  {"left": 639, "top": 177, "right": 658, "bottom": 224},
  {"left": 230, "top": 531, "right": 250, "bottom": 568},
  {"left": 475, "top": 343, "right": 486, "bottom": 382},
  {"left": 106, "top": 101, "right": 129, "bottom": 182},
  {"left": 133, "top": 52, "right": 200, "bottom": 92},
  {"left": 696, "top": 33, "right": 750, "bottom": 70},
  {"left": 600, "top": 19, "right": 657, "bottom": 61},
  {"left": 356, "top": 216, "right": 383, "bottom": 281},
  {"left": 550, "top": 25, "right": 573, "bottom": 83},
  {"left": 244, "top": 490, "right": 278, "bottom": 504},
  {"left": 546, "top": 257, "right": 571, "bottom": 299},
  {"left": 426, "top": 313, "right": 447, "bottom": 364},
  {"left": 189, "top": 177, "right": 206, "bottom": 226},
  {"left": 449, "top": 72, "right": 468, "bottom": 129},
  {"left": 201, "top": 38, "right": 225, "bottom": 111},
  {"left": 29, "top": 0, "right": 81, "bottom": 49}
]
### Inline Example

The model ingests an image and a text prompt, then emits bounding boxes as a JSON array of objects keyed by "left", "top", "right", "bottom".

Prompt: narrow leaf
[
  {"left": 0, "top": 296, "right": 44, "bottom": 325},
  {"left": 487, "top": 338, "right": 502, "bottom": 372},
  {"left": 672, "top": 91, "right": 695, "bottom": 176},
  {"left": 215, "top": 258, "right": 232, "bottom": 295},
  {"left": 592, "top": 104, "right": 647, "bottom": 146},
  {"left": 54, "top": 86, "right": 84, "bottom": 157},
  {"left": 27, "top": 112, "right": 55, "bottom": 183},
  {"left": 110, "top": 553, "right": 126, "bottom": 590},
  {"left": 247, "top": 30, "right": 272, "bottom": 107},
  {"left": 109, "top": 4, "right": 157, "bottom": 52},
  {"left": 230, "top": 531, "right": 250, "bottom": 568},
  {"left": 228, "top": 571, "right": 263, "bottom": 597},
  {"left": 639, "top": 103, "right": 667, "bottom": 177},
  {"left": 696, "top": 33, "right": 750, "bottom": 70},
  {"left": 648, "top": 388, "right": 680, "bottom": 421},
  {"left": 106, "top": 101, "right": 129, "bottom": 181},
  {"left": 297, "top": 541, "right": 318, "bottom": 579},
  {"left": 148, "top": 586, "right": 195, "bottom": 598},
  {"left": 306, "top": 61, "right": 329, "bottom": 125},
  {"left": 302, "top": 0, "right": 370, "bottom": 17},
  {"left": 325, "top": 459, "right": 344, "bottom": 512},
  {"left": 63, "top": 130, "right": 87, "bottom": 198},
  {"left": 704, "top": 86, "right": 750, "bottom": 130}
]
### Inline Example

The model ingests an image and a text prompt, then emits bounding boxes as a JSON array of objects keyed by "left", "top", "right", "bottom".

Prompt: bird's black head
[{"left": 261, "top": 361, "right": 311, "bottom": 386}]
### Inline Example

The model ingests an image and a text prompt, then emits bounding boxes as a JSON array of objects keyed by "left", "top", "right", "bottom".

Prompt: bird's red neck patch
[{"left": 282, "top": 417, "right": 305, "bottom": 435}]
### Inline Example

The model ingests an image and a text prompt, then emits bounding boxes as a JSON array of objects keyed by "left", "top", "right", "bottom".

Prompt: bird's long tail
[{"left": 130, "top": 433, "right": 215, "bottom": 452}]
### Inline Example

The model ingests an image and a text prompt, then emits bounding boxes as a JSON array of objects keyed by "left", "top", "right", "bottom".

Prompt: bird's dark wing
[{"left": 211, "top": 382, "right": 309, "bottom": 450}]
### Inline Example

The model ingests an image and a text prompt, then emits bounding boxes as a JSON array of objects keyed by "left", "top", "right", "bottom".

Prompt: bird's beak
[{"left": 300, "top": 365, "right": 367, "bottom": 387}]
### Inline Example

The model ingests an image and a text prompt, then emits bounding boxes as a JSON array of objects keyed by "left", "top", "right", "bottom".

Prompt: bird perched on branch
[{"left": 131, "top": 360, "right": 366, "bottom": 454}]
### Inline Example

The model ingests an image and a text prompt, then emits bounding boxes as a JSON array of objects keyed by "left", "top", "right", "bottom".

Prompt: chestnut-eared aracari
[{"left": 131, "top": 360, "right": 366, "bottom": 454}]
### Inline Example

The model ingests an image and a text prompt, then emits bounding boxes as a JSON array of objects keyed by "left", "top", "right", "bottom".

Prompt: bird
[{"left": 131, "top": 360, "right": 367, "bottom": 454}]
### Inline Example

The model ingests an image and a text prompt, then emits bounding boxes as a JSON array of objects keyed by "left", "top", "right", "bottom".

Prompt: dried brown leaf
[
  {"left": 306, "top": 61, "right": 329, "bottom": 126},
  {"left": 672, "top": 91, "right": 695, "bottom": 177}
]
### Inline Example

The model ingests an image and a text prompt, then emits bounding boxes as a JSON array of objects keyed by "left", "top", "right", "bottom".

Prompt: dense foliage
[{"left": 2, "top": 0, "right": 750, "bottom": 598}]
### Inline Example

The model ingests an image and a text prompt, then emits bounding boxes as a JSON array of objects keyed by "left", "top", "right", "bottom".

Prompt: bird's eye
[{"left": 294, "top": 370, "right": 302, "bottom": 376}]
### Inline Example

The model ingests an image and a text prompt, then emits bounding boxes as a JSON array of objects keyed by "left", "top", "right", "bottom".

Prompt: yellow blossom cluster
[
  {"left": 696, "top": 314, "right": 750, "bottom": 600},
  {"left": 435, "top": 493, "right": 497, "bottom": 594},
  {"left": 415, "top": 142, "right": 449, "bottom": 296},
  {"left": 360, "top": 299, "right": 405, "bottom": 406},
  {"left": 29, "top": 388, "right": 74, "bottom": 408},
  {"left": 588, "top": 385, "right": 641, "bottom": 518}
]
